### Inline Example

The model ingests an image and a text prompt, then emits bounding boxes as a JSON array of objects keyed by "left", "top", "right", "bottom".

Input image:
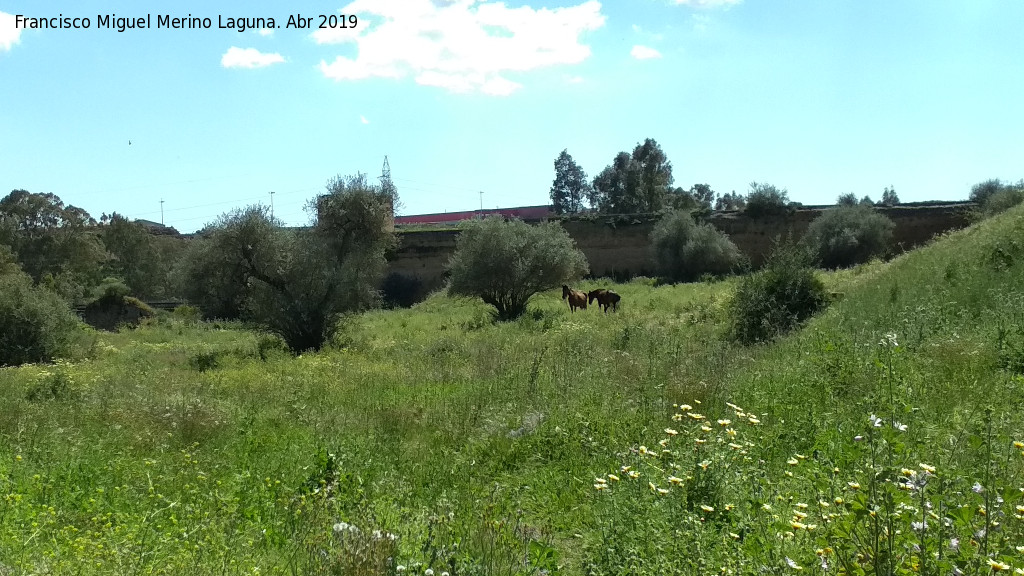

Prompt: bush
[
  {"left": 802, "top": 204, "right": 895, "bottom": 268},
  {"left": 983, "top": 186, "right": 1024, "bottom": 217},
  {"left": 729, "top": 242, "right": 828, "bottom": 344},
  {"left": 744, "top": 182, "right": 789, "bottom": 217},
  {"left": 651, "top": 210, "right": 740, "bottom": 282},
  {"left": 171, "top": 304, "right": 203, "bottom": 325},
  {"left": 447, "top": 217, "right": 589, "bottom": 320},
  {"left": 87, "top": 277, "right": 131, "bottom": 306},
  {"left": 0, "top": 271, "right": 84, "bottom": 367}
]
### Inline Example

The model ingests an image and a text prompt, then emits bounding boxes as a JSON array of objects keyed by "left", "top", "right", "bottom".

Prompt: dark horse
[
  {"left": 587, "top": 288, "right": 621, "bottom": 313},
  {"left": 562, "top": 284, "right": 588, "bottom": 312}
]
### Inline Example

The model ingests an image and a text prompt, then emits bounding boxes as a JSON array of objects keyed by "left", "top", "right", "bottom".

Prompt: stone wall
[{"left": 386, "top": 203, "right": 975, "bottom": 295}]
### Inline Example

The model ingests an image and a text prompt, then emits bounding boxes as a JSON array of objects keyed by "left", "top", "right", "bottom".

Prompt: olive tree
[
  {"left": 181, "top": 173, "right": 396, "bottom": 352},
  {"left": 651, "top": 210, "right": 741, "bottom": 282},
  {"left": 802, "top": 204, "right": 894, "bottom": 268},
  {"left": 447, "top": 217, "right": 589, "bottom": 320}
]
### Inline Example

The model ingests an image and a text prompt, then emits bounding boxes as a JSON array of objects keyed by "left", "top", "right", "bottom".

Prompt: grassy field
[{"left": 1, "top": 206, "right": 1023, "bottom": 575}]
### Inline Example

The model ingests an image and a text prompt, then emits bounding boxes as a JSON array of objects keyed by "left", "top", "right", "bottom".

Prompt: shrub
[
  {"left": 0, "top": 271, "right": 84, "bottom": 367},
  {"left": 87, "top": 277, "right": 131, "bottom": 307},
  {"left": 802, "top": 204, "right": 895, "bottom": 268},
  {"left": 651, "top": 210, "right": 741, "bottom": 282},
  {"left": 744, "top": 182, "right": 789, "bottom": 217},
  {"left": 447, "top": 217, "right": 589, "bottom": 320},
  {"left": 729, "top": 242, "right": 828, "bottom": 344},
  {"left": 171, "top": 304, "right": 203, "bottom": 324},
  {"left": 983, "top": 185, "right": 1024, "bottom": 216},
  {"left": 969, "top": 178, "right": 1003, "bottom": 205}
]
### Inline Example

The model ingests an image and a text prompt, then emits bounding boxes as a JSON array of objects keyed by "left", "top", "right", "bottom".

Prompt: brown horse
[
  {"left": 587, "top": 288, "right": 621, "bottom": 313},
  {"left": 562, "top": 284, "right": 588, "bottom": 312}
]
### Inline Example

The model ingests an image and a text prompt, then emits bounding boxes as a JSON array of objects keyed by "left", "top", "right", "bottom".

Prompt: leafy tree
[
  {"left": 550, "top": 149, "right": 591, "bottom": 215},
  {"left": 715, "top": 191, "right": 746, "bottom": 211},
  {"left": 179, "top": 173, "right": 396, "bottom": 352},
  {"left": 0, "top": 190, "right": 106, "bottom": 298},
  {"left": 729, "top": 241, "right": 828, "bottom": 344},
  {"left": 591, "top": 139, "right": 674, "bottom": 213},
  {"left": 982, "top": 181, "right": 1024, "bottom": 216},
  {"left": 837, "top": 193, "right": 858, "bottom": 206},
  {"left": 665, "top": 187, "right": 699, "bottom": 211},
  {"left": 689, "top": 184, "right": 715, "bottom": 212},
  {"left": 174, "top": 232, "right": 251, "bottom": 320},
  {"left": 802, "top": 204, "right": 894, "bottom": 268},
  {"left": 880, "top": 186, "right": 899, "bottom": 206},
  {"left": 651, "top": 210, "right": 740, "bottom": 282},
  {"left": 860, "top": 195, "right": 875, "bottom": 206},
  {"left": 447, "top": 217, "right": 589, "bottom": 320},
  {"left": 591, "top": 152, "right": 635, "bottom": 212},
  {"left": 970, "top": 179, "right": 1003, "bottom": 205},
  {"left": 99, "top": 213, "right": 184, "bottom": 299},
  {"left": 0, "top": 269, "right": 84, "bottom": 367},
  {"left": 744, "top": 182, "right": 789, "bottom": 217}
]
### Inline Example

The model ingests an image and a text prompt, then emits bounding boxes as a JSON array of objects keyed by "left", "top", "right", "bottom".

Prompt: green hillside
[{"left": 0, "top": 206, "right": 1022, "bottom": 575}]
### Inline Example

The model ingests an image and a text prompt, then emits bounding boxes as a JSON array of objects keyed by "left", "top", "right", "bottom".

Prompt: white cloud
[
  {"left": 630, "top": 45, "right": 662, "bottom": 60},
  {"left": 221, "top": 47, "right": 285, "bottom": 68},
  {"left": 360, "top": 115, "right": 370, "bottom": 124},
  {"left": 257, "top": 28, "right": 274, "bottom": 37},
  {"left": 1, "top": 11, "right": 23, "bottom": 52},
  {"left": 564, "top": 74, "right": 584, "bottom": 84},
  {"left": 316, "top": 0, "right": 606, "bottom": 95},
  {"left": 673, "top": 0, "right": 741, "bottom": 7}
]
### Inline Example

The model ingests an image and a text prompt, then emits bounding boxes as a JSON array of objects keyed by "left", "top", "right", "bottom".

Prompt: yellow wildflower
[
  {"left": 717, "top": 419, "right": 731, "bottom": 427},
  {"left": 1014, "top": 441, "right": 1024, "bottom": 449},
  {"left": 787, "top": 458, "right": 799, "bottom": 466},
  {"left": 668, "top": 476, "right": 683, "bottom": 485},
  {"left": 688, "top": 412, "right": 706, "bottom": 420},
  {"left": 919, "top": 463, "right": 936, "bottom": 474},
  {"left": 726, "top": 428, "right": 737, "bottom": 437},
  {"left": 701, "top": 504, "right": 714, "bottom": 513},
  {"left": 664, "top": 428, "right": 679, "bottom": 436},
  {"left": 748, "top": 416, "right": 761, "bottom": 425},
  {"left": 699, "top": 460, "right": 711, "bottom": 470},
  {"left": 595, "top": 477, "right": 607, "bottom": 484},
  {"left": 594, "top": 483, "right": 607, "bottom": 491},
  {"left": 608, "top": 474, "right": 620, "bottom": 482},
  {"left": 791, "top": 521, "right": 806, "bottom": 530},
  {"left": 679, "top": 404, "right": 693, "bottom": 411},
  {"left": 659, "top": 438, "right": 670, "bottom": 447},
  {"left": 901, "top": 468, "right": 917, "bottom": 477},
  {"left": 795, "top": 502, "right": 808, "bottom": 509},
  {"left": 848, "top": 482, "right": 861, "bottom": 490},
  {"left": 701, "top": 425, "right": 713, "bottom": 432},
  {"left": 729, "top": 442, "right": 743, "bottom": 450},
  {"left": 657, "top": 488, "right": 670, "bottom": 495}
]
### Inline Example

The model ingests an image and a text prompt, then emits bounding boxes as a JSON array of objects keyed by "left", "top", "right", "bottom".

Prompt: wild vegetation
[{"left": 1, "top": 196, "right": 1023, "bottom": 574}]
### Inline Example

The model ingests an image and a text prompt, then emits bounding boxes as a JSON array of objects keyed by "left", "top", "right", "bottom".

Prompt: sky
[{"left": 1, "top": 0, "right": 1022, "bottom": 232}]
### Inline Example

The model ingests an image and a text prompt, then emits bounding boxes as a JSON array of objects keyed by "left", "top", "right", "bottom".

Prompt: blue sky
[{"left": 1, "top": 1, "right": 1022, "bottom": 232}]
